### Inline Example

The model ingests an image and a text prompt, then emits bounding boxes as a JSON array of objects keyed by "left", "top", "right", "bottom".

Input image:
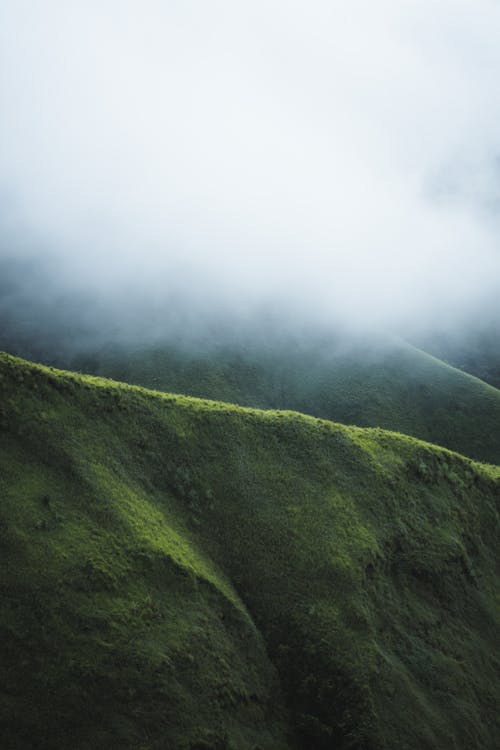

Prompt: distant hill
[
  {"left": 2, "top": 266, "right": 500, "bottom": 464},
  {"left": 412, "top": 324, "right": 500, "bottom": 391},
  {"left": 62, "top": 334, "right": 500, "bottom": 464},
  {"left": 1, "top": 352, "right": 499, "bottom": 749}
]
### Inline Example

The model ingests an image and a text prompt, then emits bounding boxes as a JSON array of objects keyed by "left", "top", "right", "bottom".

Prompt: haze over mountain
[
  {"left": 2, "top": 3, "right": 500, "bottom": 749},
  {"left": 2, "top": 1, "right": 500, "bottom": 335}
]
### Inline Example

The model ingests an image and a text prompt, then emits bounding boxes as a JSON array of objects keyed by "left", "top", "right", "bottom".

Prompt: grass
[
  {"left": 63, "top": 333, "right": 500, "bottom": 465},
  {"left": 1, "top": 351, "right": 500, "bottom": 749}
]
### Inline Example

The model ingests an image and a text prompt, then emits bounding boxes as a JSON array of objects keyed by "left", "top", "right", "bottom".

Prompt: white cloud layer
[{"left": 1, "top": 0, "right": 500, "bottom": 328}]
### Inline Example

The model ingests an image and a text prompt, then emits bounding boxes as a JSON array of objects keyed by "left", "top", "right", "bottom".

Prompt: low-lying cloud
[{"left": 1, "top": 0, "right": 500, "bottom": 335}]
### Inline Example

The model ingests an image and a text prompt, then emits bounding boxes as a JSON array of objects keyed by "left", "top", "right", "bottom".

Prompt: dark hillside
[
  {"left": 3, "top": 282, "right": 500, "bottom": 464},
  {"left": 1, "top": 353, "right": 500, "bottom": 749},
  {"left": 412, "top": 325, "right": 500, "bottom": 390},
  {"left": 67, "top": 335, "right": 500, "bottom": 464}
]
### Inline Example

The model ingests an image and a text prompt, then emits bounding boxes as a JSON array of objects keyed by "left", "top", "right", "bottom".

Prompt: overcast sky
[{"left": 1, "top": 1, "right": 500, "bottom": 330}]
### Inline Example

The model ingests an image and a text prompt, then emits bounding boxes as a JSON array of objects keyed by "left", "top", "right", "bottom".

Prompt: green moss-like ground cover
[
  {"left": 1, "top": 352, "right": 500, "bottom": 749},
  {"left": 66, "top": 335, "right": 500, "bottom": 464}
]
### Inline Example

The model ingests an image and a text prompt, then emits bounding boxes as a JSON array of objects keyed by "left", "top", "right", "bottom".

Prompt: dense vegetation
[
  {"left": 414, "top": 325, "right": 500, "bottom": 391},
  {"left": 3, "top": 267, "right": 500, "bottom": 464},
  {"left": 66, "top": 335, "right": 500, "bottom": 465},
  {"left": 1, "top": 351, "right": 500, "bottom": 749}
]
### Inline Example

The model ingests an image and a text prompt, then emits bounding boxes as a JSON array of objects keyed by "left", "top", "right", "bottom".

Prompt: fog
[{"left": 1, "top": 1, "right": 500, "bottom": 343}]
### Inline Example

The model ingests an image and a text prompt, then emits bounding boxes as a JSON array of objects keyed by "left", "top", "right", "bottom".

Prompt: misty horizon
[{"left": 1, "top": 1, "right": 500, "bottom": 339}]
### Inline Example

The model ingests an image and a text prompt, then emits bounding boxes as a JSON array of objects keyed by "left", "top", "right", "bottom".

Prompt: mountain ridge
[
  {"left": 55, "top": 334, "right": 500, "bottom": 465},
  {"left": 1, "top": 351, "right": 500, "bottom": 749}
]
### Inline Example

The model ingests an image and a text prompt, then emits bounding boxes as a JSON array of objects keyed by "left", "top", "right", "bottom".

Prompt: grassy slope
[
  {"left": 68, "top": 335, "right": 500, "bottom": 465},
  {"left": 1, "top": 352, "right": 500, "bottom": 749},
  {"left": 413, "top": 327, "right": 500, "bottom": 391}
]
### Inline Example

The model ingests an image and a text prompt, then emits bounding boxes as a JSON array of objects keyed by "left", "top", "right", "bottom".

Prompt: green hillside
[
  {"left": 412, "top": 325, "right": 500, "bottom": 391},
  {"left": 67, "top": 334, "right": 500, "bottom": 464},
  {"left": 1, "top": 351, "right": 500, "bottom": 749}
]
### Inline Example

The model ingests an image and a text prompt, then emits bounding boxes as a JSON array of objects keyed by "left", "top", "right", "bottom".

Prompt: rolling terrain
[
  {"left": 1, "top": 352, "right": 500, "bottom": 749},
  {"left": 413, "top": 325, "right": 500, "bottom": 391},
  {"left": 2, "top": 274, "right": 500, "bottom": 464},
  {"left": 67, "top": 334, "right": 500, "bottom": 465}
]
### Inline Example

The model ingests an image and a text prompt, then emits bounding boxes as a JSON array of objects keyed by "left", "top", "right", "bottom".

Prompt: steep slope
[
  {"left": 1, "top": 352, "right": 500, "bottom": 749},
  {"left": 68, "top": 335, "right": 500, "bottom": 464},
  {"left": 0, "top": 356, "right": 291, "bottom": 750},
  {"left": 2, "top": 259, "right": 500, "bottom": 462},
  {"left": 412, "top": 324, "right": 500, "bottom": 391}
]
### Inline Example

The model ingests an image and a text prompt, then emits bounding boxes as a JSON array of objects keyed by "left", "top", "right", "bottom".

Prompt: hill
[
  {"left": 411, "top": 324, "right": 500, "bottom": 391},
  {"left": 3, "top": 283, "right": 500, "bottom": 464},
  {"left": 1, "top": 352, "right": 500, "bottom": 749},
  {"left": 66, "top": 334, "right": 500, "bottom": 464}
]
